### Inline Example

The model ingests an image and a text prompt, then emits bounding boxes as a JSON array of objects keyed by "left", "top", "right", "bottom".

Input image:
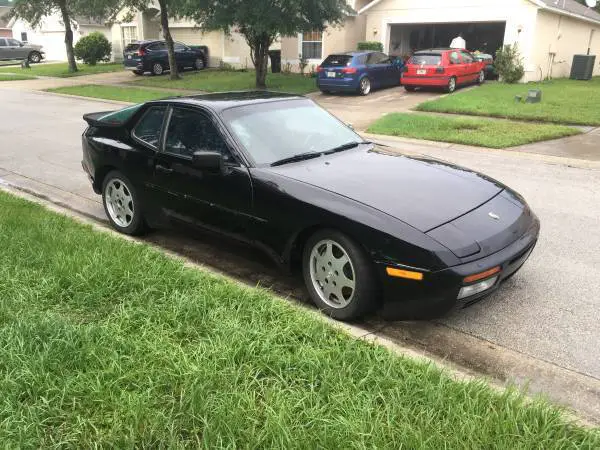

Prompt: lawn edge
[
  {"left": 3, "top": 182, "right": 600, "bottom": 429},
  {"left": 40, "top": 88, "right": 135, "bottom": 106}
]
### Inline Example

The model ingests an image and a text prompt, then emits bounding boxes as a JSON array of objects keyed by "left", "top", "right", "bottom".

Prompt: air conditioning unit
[{"left": 570, "top": 54, "right": 596, "bottom": 80}]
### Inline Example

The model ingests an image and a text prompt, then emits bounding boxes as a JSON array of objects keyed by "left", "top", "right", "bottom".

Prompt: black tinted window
[
  {"left": 165, "top": 108, "right": 230, "bottom": 159},
  {"left": 174, "top": 42, "right": 187, "bottom": 51},
  {"left": 124, "top": 43, "right": 140, "bottom": 52},
  {"left": 133, "top": 106, "right": 167, "bottom": 148},
  {"left": 410, "top": 54, "right": 442, "bottom": 65},
  {"left": 367, "top": 52, "right": 390, "bottom": 65},
  {"left": 7, "top": 39, "right": 21, "bottom": 46},
  {"left": 322, "top": 55, "right": 352, "bottom": 67},
  {"left": 0, "top": 39, "right": 6, "bottom": 47},
  {"left": 148, "top": 42, "right": 167, "bottom": 51}
]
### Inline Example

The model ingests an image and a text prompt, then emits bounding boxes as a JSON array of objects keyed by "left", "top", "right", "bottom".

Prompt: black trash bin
[{"left": 268, "top": 50, "right": 281, "bottom": 73}]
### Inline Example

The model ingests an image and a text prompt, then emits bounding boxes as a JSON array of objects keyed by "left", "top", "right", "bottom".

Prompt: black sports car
[{"left": 81, "top": 92, "right": 539, "bottom": 321}]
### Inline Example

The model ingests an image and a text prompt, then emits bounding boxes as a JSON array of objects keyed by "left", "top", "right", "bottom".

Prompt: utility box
[
  {"left": 526, "top": 89, "right": 542, "bottom": 103},
  {"left": 570, "top": 54, "right": 596, "bottom": 80}
]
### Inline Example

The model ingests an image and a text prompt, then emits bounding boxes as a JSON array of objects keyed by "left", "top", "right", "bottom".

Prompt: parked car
[
  {"left": 402, "top": 48, "right": 486, "bottom": 93},
  {"left": 123, "top": 40, "right": 208, "bottom": 76},
  {"left": 316, "top": 51, "right": 404, "bottom": 95},
  {"left": 81, "top": 92, "right": 539, "bottom": 321},
  {"left": 473, "top": 52, "right": 497, "bottom": 80},
  {"left": 0, "top": 38, "right": 44, "bottom": 63}
]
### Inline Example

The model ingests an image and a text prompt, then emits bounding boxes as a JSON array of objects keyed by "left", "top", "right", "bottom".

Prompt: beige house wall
[{"left": 532, "top": 10, "right": 600, "bottom": 80}]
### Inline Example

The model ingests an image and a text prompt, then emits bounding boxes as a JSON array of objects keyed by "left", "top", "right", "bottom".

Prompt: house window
[
  {"left": 21, "top": 32, "right": 28, "bottom": 42},
  {"left": 301, "top": 31, "right": 322, "bottom": 60},
  {"left": 121, "top": 26, "right": 138, "bottom": 47}
]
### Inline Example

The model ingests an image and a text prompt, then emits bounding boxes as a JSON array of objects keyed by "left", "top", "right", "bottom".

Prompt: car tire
[
  {"left": 193, "top": 57, "right": 205, "bottom": 71},
  {"left": 133, "top": 70, "right": 144, "bottom": 76},
  {"left": 477, "top": 70, "right": 485, "bottom": 85},
  {"left": 28, "top": 51, "right": 42, "bottom": 63},
  {"left": 404, "top": 85, "right": 416, "bottom": 92},
  {"left": 302, "top": 229, "right": 379, "bottom": 321},
  {"left": 151, "top": 62, "right": 164, "bottom": 76},
  {"left": 320, "top": 89, "right": 332, "bottom": 94},
  {"left": 358, "top": 77, "right": 371, "bottom": 96},
  {"left": 446, "top": 76, "right": 457, "bottom": 93},
  {"left": 102, "top": 170, "right": 146, "bottom": 236}
]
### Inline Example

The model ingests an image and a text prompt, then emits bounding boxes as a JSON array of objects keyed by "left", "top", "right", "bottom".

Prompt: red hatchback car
[{"left": 401, "top": 48, "right": 486, "bottom": 93}]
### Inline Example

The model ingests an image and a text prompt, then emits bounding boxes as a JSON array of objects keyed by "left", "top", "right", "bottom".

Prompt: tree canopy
[{"left": 181, "top": 0, "right": 352, "bottom": 88}]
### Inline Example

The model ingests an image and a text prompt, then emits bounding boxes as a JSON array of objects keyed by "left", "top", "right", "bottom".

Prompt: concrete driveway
[
  {"left": 311, "top": 86, "right": 440, "bottom": 131},
  {"left": 1, "top": 89, "right": 600, "bottom": 421}
]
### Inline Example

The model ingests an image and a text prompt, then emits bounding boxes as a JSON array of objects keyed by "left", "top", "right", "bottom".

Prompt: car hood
[
  {"left": 267, "top": 146, "right": 504, "bottom": 232},
  {"left": 27, "top": 44, "right": 43, "bottom": 51}
]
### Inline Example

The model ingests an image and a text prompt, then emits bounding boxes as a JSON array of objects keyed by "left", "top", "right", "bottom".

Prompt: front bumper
[{"left": 377, "top": 216, "right": 540, "bottom": 319}]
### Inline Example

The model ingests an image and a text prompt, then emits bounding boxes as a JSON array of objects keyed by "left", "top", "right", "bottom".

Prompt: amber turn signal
[
  {"left": 463, "top": 266, "right": 501, "bottom": 283},
  {"left": 386, "top": 267, "right": 424, "bottom": 281}
]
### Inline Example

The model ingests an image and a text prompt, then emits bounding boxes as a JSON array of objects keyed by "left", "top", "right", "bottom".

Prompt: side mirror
[{"left": 192, "top": 151, "right": 222, "bottom": 172}]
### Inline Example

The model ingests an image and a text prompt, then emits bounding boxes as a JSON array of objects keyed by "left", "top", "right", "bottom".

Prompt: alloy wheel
[
  {"left": 153, "top": 63, "right": 163, "bottom": 75},
  {"left": 194, "top": 58, "right": 204, "bottom": 70},
  {"left": 309, "top": 239, "right": 356, "bottom": 309},
  {"left": 29, "top": 52, "right": 41, "bottom": 63},
  {"left": 360, "top": 77, "right": 371, "bottom": 95},
  {"left": 478, "top": 70, "right": 485, "bottom": 83},
  {"left": 448, "top": 77, "right": 456, "bottom": 93},
  {"left": 105, "top": 179, "right": 135, "bottom": 228}
]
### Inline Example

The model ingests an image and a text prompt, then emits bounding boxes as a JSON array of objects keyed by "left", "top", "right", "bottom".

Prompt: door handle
[{"left": 156, "top": 164, "right": 173, "bottom": 174}]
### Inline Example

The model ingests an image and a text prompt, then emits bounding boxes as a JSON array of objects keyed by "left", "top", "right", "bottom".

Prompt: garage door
[{"left": 171, "top": 28, "right": 222, "bottom": 67}]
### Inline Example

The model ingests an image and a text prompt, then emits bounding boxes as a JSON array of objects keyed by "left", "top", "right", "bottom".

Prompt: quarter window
[
  {"left": 460, "top": 51, "right": 474, "bottom": 63},
  {"left": 367, "top": 52, "right": 389, "bottom": 65},
  {"left": 7, "top": 39, "right": 21, "bottom": 46},
  {"left": 301, "top": 31, "right": 323, "bottom": 60},
  {"left": 132, "top": 106, "right": 167, "bottom": 148},
  {"left": 449, "top": 51, "right": 461, "bottom": 64},
  {"left": 174, "top": 42, "right": 187, "bottom": 51},
  {"left": 165, "top": 108, "right": 231, "bottom": 160}
]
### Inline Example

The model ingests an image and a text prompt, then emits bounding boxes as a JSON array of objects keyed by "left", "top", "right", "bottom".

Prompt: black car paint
[
  {"left": 82, "top": 92, "right": 539, "bottom": 317},
  {"left": 123, "top": 40, "right": 207, "bottom": 73}
]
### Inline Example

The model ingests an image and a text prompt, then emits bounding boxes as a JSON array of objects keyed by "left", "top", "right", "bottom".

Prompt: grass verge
[
  {"left": 367, "top": 112, "right": 580, "bottom": 148},
  {"left": 132, "top": 69, "right": 318, "bottom": 94},
  {"left": 46, "top": 85, "right": 181, "bottom": 103},
  {"left": 416, "top": 78, "right": 600, "bottom": 126},
  {"left": 0, "top": 73, "right": 37, "bottom": 81},
  {"left": 0, "top": 190, "right": 599, "bottom": 447},
  {"left": 0, "top": 62, "right": 124, "bottom": 78}
]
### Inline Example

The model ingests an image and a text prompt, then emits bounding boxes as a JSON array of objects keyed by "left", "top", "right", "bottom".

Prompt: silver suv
[{"left": 0, "top": 38, "right": 44, "bottom": 63}]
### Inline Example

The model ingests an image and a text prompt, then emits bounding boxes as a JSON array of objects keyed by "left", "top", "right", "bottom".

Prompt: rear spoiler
[{"left": 83, "top": 111, "right": 123, "bottom": 127}]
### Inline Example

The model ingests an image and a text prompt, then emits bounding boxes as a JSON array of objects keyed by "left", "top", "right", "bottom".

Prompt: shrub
[
  {"left": 74, "top": 32, "right": 111, "bottom": 66},
  {"left": 357, "top": 41, "right": 383, "bottom": 52},
  {"left": 495, "top": 44, "right": 525, "bottom": 83}
]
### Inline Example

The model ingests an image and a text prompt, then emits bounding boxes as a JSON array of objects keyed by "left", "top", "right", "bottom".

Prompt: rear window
[
  {"left": 97, "top": 104, "right": 144, "bottom": 124},
  {"left": 409, "top": 54, "right": 442, "bottom": 65},
  {"left": 322, "top": 55, "right": 353, "bottom": 67},
  {"left": 124, "top": 43, "right": 140, "bottom": 53}
]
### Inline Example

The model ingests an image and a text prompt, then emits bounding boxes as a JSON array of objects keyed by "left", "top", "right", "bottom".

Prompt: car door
[
  {"left": 174, "top": 42, "right": 192, "bottom": 68},
  {"left": 379, "top": 53, "right": 401, "bottom": 86},
  {"left": 460, "top": 50, "right": 478, "bottom": 83},
  {"left": 365, "top": 52, "right": 386, "bottom": 88},
  {"left": 0, "top": 39, "right": 7, "bottom": 60},
  {"left": 151, "top": 105, "right": 253, "bottom": 234},
  {"left": 7, "top": 39, "right": 28, "bottom": 59},
  {"left": 447, "top": 50, "right": 467, "bottom": 84}
]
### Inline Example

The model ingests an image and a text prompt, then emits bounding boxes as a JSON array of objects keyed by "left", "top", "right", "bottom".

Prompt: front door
[
  {"left": 460, "top": 50, "right": 478, "bottom": 83},
  {"left": 152, "top": 105, "right": 253, "bottom": 234}
]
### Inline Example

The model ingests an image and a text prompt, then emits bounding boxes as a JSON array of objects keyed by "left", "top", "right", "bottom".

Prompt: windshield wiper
[
  {"left": 323, "top": 141, "right": 371, "bottom": 154},
  {"left": 270, "top": 151, "right": 322, "bottom": 167}
]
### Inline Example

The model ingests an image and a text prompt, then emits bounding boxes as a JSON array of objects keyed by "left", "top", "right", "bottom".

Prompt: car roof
[
  {"left": 152, "top": 91, "right": 306, "bottom": 113},
  {"left": 415, "top": 48, "right": 468, "bottom": 54}
]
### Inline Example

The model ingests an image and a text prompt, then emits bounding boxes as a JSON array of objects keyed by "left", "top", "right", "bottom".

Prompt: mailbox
[{"left": 525, "top": 89, "right": 542, "bottom": 103}]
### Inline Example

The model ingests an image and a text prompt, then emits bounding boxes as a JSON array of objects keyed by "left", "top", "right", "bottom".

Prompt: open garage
[{"left": 388, "top": 22, "right": 506, "bottom": 57}]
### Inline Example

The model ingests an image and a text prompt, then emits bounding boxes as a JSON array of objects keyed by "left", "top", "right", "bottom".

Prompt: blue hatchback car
[{"left": 316, "top": 51, "right": 404, "bottom": 95}]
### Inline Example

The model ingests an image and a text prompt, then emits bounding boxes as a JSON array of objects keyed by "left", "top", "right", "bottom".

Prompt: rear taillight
[
  {"left": 137, "top": 48, "right": 146, "bottom": 56},
  {"left": 341, "top": 67, "right": 357, "bottom": 74},
  {"left": 316, "top": 65, "right": 323, "bottom": 72},
  {"left": 435, "top": 67, "right": 445, "bottom": 73}
]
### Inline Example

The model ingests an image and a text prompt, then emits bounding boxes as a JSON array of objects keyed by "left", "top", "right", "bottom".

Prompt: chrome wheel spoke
[{"left": 105, "top": 179, "right": 134, "bottom": 228}]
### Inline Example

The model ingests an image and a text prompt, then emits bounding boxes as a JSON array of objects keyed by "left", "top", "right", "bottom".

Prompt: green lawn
[
  {"left": 132, "top": 69, "right": 318, "bottom": 94},
  {"left": 0, "top": 73, "right": 37, "bottom": 81},
  {"left": 367, "top": 112, "right": 580, "bottom": 148},
  {"left": 0, "top": 190, "right": 598, "bottom": 447},
  {"left": 0, "top": 62, "right": 124, "bottom": 78},
  {"left": 417, "top": 78, "right": 600, "bottom": 126},
  {"left": 47, "top": 85, "right": 182, "bottom": 103}
]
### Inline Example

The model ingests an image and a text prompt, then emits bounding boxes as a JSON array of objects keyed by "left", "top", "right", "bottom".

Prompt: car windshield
[
  {"left": 222, "top": 99, "right": 362, "bottom": 166},
  {"left": 321, "top": 55, "right": 353, "bottom": 67},
  {"left": 409, "top": 54, "right": 442, "bottom": 65}
]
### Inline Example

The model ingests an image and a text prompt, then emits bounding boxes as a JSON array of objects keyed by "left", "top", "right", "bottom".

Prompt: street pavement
[{"left": 1, "top": 88, "right": 600, "bottom": 418}]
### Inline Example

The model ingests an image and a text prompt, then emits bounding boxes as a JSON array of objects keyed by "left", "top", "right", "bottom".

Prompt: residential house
[{"left": 0, "top": 6, "right": 12, "bottom": 38}]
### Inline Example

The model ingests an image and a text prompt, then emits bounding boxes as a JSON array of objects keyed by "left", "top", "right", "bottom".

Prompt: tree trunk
[
  {"left": 158, "top": 0, "right": 180, "bottom": 80},
  {"left": 248, "top": 33, "right": 272, "bottom": 89},
  {"left": 58, "top": 0, "right": 77, "bottom": 73}
]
